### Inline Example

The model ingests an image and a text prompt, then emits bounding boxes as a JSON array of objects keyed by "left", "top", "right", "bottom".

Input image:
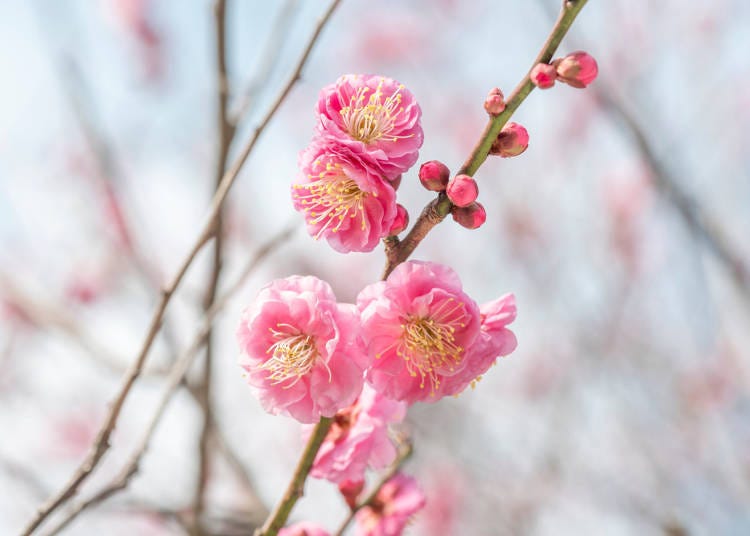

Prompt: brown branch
[
  {"left": 192, "top": 1, "right": 235, "bottom": 532},
  {"left": 333, "top": 441, "right": 413, "bottom": 536},
  {"left": 20, "top": 0, "right": 335, "bottom": 528},
  {"left": 382, "top": 0, "right": 589, "bottom": 279},
  {"left": 231, "top": 0, "right": 299, "bottom": 126},
  {"left": 41, "top": 224, "right": 295, "bottom": 536}
]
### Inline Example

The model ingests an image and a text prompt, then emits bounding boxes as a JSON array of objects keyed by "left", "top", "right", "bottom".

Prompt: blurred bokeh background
[{"left": 2, "top": 0, "right": 750, "bottom": 534}]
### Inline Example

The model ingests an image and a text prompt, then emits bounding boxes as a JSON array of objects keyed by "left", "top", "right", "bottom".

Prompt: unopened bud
[
  {"left": 446, "top": 174, "right": 479, "bottom": 208},
  {"left": 452, "top": 202, "right": 486, "bottom": 230},
  {"left": 490, "top": 122, "right": 529, "bottom": 158},
  {"left": 388, "top": 204, "right": 409, "bottom": 235},
  {"left": 389, "top": 174, "right": 402, "bottom": 191},
  {"left": 553, "top": 51, "right": 598, "bottom": 88},
  {"left": 418, "top": 160, "right": 450, "bottom": 192},
  {"left": 530, "top": 63, "right": 557, "bottom": 89},
  {"left": 484, "top": 87, "right": 506, "bottom": 115},
  {"left": 338, "top": 479, "right": 365, "bottom": 511}
]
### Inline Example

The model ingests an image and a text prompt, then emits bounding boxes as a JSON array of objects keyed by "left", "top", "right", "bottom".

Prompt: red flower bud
[
  {"left": 418, "top": 160, "right": 450, "bottom": 192},
  {"left": 484, "top": 87, "right": 506, "bottom": 115},
  {"left": 553, "top": 51, "right": 598, "bottom": 88},
  {"left": 388, "top": 204, "right": 409, "bottom": 235},
  {"left": 446, "top": 174, "right": 479, "bottom": 208},
  {"left": 490, "top": 122, "right": 529, "bottom": 158},
  {"left": 451, "top": 202, "right": 486, "bottom": 230},
  {"left": 530, "top": 63, "right": 557, "bottom": 89}
]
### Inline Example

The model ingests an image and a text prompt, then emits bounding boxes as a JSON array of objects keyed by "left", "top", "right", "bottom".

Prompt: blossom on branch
[
  {"left": 279, "top": 522, "right": 331, "bottom": 536},
  {"left": 315, "top": 74, "right": 423, "bottom": 180},
  {"left": 357, "top": 261, "right": 517, "bottom": 404},
  {"left": 306, "top": 384, "right": 407, "bottom": 484},
  {"left": 292, "top": 144, "right": 398, "bottom": 253},
  {"left": 354, "top": 472, "right": 425, "bottom": 536},
  {"left": 237, "top": 276, "right": 369, "bottom": 424}
]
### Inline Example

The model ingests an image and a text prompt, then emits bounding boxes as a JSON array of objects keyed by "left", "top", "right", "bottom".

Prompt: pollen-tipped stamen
[
  {"left": 338, "top": 79, "right": 411, "bottom": 144},
  {"left": 262, "top": 324, "right": 326, "bottom": 387}
]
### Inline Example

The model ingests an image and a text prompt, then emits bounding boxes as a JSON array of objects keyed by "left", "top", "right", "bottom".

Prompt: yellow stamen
[
  {"left": 338, "top": 79, "right": 410, "bottom": 144},
  {"left": 261, "top": 323, "right": 327, "bottom": 387}
]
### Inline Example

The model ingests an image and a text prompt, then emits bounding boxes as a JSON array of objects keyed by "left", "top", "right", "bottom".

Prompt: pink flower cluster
[
  {"left": 237, "top": 262, "right": 516, "bottom": 420},
  {"left": 292, "top": 74, "right": 423, "bottom": 253}
]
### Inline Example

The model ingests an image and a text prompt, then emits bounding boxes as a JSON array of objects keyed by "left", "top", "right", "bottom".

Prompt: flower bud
[
  {"left": 389, "top": 174, "right": 402, "bottom": 191},
  {"left": 388, "top": 204, "right": 409, "bottom": 235},
  {"left": 418, "top": 160, "right": 450, "bottom": 192},
  {"left": 451, "top": 202, "right": 486, "bottom": 230},
  {"left": 339, "top": 479, "right": 365, "bottom": 511},
  {"left": 553, "top": 51, "right": 598, "bottom": 88},
  {"left": 484, "top": 87, "right": 506, "bottom": 115},
  {"left": 446, "top": 175, "right": 479, "bottom": 208},
  {"left": 490, "top": 122, "right": 529, "bottom": 158},
  {"left": 530, "top": 63, "right": 557, "bottom": 89}
]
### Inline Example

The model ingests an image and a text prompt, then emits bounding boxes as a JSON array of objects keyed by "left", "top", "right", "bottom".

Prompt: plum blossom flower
[
  {"left": 237, "top": 276, "right": 369, "bottom": 424},
  {"left": 553, "top": 50, "right": 598, "bottom": 88},
  {"left": 357, "top": 261, "right": 517, "bottom": 404},
  {"left": 315, "top": 74, "right": 423, "bottom": 180},
  {"left": 306, "top": 384, "right": 407, "bottom": 484},
  {"left": 354, "top": 473, "right": 425, "bottom": 536},
  {"left": 292, "top": 144, "right": 398, "bottom": 253},
  {"left": 279, "top": 522, "right": 331, "bottom": 536}
]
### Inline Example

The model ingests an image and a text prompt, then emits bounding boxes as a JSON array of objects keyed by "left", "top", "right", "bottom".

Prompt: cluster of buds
[
  {"left": 417, "top": 161, "right": 486, "bottom": 230},
  {"left": 530, "top": 50, "right": 598, "bottom": 90}
]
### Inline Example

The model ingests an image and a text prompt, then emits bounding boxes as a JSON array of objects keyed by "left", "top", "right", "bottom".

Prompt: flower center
[
  {"left": 294, "top": 161, "right": 371, "bottom": 238},
  {"left": 339, "top": 79, "right": 407, "bottom": 144},
  {"left": 395, "top": 299, "right": 469, "bottom": 393},
  {"left": 262, "top": 323, "right": 321, "bottom": 386}
]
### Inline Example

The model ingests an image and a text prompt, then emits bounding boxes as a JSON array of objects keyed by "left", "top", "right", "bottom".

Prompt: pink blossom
[
  {"left": 354, "top": 473, "right": 425, "bottom": 536},
  {"left": 554, "top": 51, "right": 598, "bottom": 88},
  {"left": 292, "top": 144, "right": 398, "bottom": 253},
  {"left": 530, "top": 63, "right": 557, "bottom": 89},
  {"left": 358, "top": 261, "right": 516, "bottom": 403},
  {"left": 306, "top": 384, "right": 406, "bottom": 484},
  {"left": 237, "top": 276, "right": 368, "bottom": 424},
  {"left": 315, "top": 74, "right": 423, "bottom": 180},
  {"left": 439, "top": 293, "right": 518, "bottom": 395},
  {"left": 279, "top": 522, "right": 331, "bottom": 536}
]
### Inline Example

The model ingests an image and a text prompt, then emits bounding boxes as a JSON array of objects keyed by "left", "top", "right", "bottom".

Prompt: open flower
[
  {"left": 237, "top": 276, "right": 368, "bottom": 424},
  {"left": 357, "top": 261, "right": 517, "bottom": 404},
  {"left": 306, "top": 384, "right": 407, "bottom": 484},
  {"left": 293, "top": 143, "right": 398, "bottom": 253},
  {"left": 354, "top": 472, "right": 425, "bottom": 536},
  {"left": 315, "top": 74, "right": 423, "bottom": 180}
]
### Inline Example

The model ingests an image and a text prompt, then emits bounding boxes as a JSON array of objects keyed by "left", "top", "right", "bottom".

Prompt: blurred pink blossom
[
  {"left": 354, "top": 472, "right": 425, "bottom": 536},
  {"left": 307, "top": 384, "right": 406, "bottom": 484}
]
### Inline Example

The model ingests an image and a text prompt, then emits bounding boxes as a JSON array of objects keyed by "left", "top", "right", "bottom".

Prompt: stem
[
  {"left": 333, "top": 442, "right": 413, "bottom": 536},
  {"left": 20, "top": 0, "right": 337, "bottom": 530},
  {"left": 254, "top": 418, "right": 334, "bottom": 536},
  {"left": 192, "top": 0, "right": 235, "bottom": 532},
  {"left": 382, "top": 0, "right": 589, "bottom": 278}
]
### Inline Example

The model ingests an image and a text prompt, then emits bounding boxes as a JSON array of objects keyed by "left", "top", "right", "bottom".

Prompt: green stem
[
  {"left": 382, "top": 0, "right": 589, "bottom": 278},
  {"left": 255, "top": 417, "right": 334, "bottom": 536}
]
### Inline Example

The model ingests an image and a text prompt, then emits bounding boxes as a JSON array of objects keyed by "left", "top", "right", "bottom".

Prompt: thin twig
[
  {"left": 192, "top": 1, "right": 234, "bottom": 532},
  {"left": 333, "top": 442, "right": 414, "bottom": 536},
  {"left": 21, "top": 0, "right": 336, "bottom": 528},
  {"left": 41, "top": 224, "right": 295, "bottom": 536},
  {"left": 231, "top": 0, "right": 299, "bottom": 126},
  {"left": 382, "top": 0, "right": 589, "bottom": 278}
]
